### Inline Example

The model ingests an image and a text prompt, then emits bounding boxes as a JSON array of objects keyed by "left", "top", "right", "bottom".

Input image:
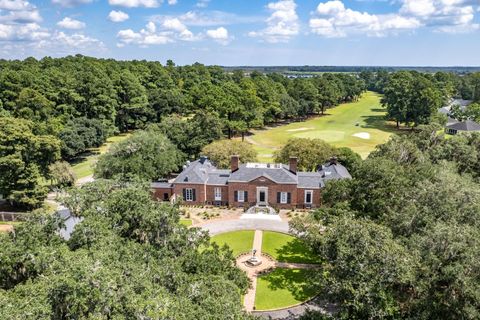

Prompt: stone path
[{"left": 242, "top": 230, "right": 264, "bottom": 312}]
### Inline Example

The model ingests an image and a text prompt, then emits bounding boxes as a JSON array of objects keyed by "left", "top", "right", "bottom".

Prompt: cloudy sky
[{"left": 0, "top": 0, "right": 479, "bottom": 65}]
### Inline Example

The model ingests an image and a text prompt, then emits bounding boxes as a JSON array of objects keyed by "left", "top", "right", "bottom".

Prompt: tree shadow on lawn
[
  {"left": 261, "top": 268, "right": 319, "bottom": 302},
  {"left": 274, "top": 238, "right": 321, "bottom": 264},
  {"left": 360, "top": 115, "right": 400, "bottom": 134}
]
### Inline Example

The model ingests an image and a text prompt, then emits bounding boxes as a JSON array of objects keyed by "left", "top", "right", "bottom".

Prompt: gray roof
[
  {"left": 446, "top": 120, "right": 480, "bottom": 132},
  {"left": 319, "top": 162, "right": 352, "bottom": 180},
  {"left": 173, "top": 157, "right": 216, "bottom": 184},
  {"left": 151, "top": 182, "right": 173, "bottom": 188},
  {"left": 207, "top": 169, "right": 231, "bottom": 185},
  {"left": 229, "top": 164, "right": 298, "bottom": 184},
  {"left": 168, "top": 157, "right": 351, "bottom": 188},
  {"left": 297, "top": 172, "right": 324, "bottom": 189}
]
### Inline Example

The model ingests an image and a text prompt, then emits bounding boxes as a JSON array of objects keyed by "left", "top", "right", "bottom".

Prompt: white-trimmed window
[
  {"left": 280, "top": 192, "right": 288, "bottom": 204},
  {"left": 185, "top": 188, "right": 193, "bottom": 201},
  {"left": 304, "top": 190, "right": 313, "bottom": 204},
  {"left": 214, "top": 187, "right": 222, "bottom": 201},
  {"left": 237, "top": 190, "right": 245, "bottom": 202}
]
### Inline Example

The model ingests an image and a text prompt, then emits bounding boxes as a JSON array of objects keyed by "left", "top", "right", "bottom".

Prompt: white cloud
[
  {"left": 400, "top": 0, "right": 479, "bottom": 33},
  {"left": 310, "top": 0, "right": 422, "bottom": 37},
  {"left": 51, "top": 0, "right": 93, "bottom": 7},
  {"left": 151, "top": 10, "right": 263, "bottom": 27},
  {"left": 0, "top": 0, "right": 33, "bottom": 11},
  {"left": 108, "top": 10, "right": 129, "bottom": 22},
  {"left": 167, "top": 0, "right": 177, "bottom": 4},
  {"left": 117, "top": 19, "right": 206, "bottom": 47},
  {"left": 248, "top": 0, "right": 300, "bottom": 43},
  {"left": 0, "top": 22, "right": 48, "bottom": 40},
  {"left": 206, "top": 26, "right": 231, "bottom": 44},
  {"left": 309, "top": 0, "right": 479, "bottom": 37},
  {"left": 57, "top": 17, "right": 85, "bottom": 29},
  {"left": 162, "top": 17, "right": 187, "bottom": 31},
  {"left": 0, "top": 9, "right": 42, "bottom": 23},
  {"left": 196, "top": 0, "right": 209, "bottom": 8},
  {"left": 117, "top": 22, "right": 173, "bottom": 46},
  {"left": 108, "top": 0, "right": 159, "bottom": 8}
]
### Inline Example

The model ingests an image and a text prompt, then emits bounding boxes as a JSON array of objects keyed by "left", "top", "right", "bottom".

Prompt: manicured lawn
[
  {"left": 180, "top": 219, "right": 192, "bottom": 226},
  {"left": 246, "top": 91, "right": 395, "bottom": 160},
  {"left": 262, "top": 231, "right": 320, "bottom": 264},
  {"left": 255, "top": 268, "right": 318, "bottom": 310},
  {"left": 71, "top": 133, "right": 131, "bottom": 179},
  {"left": 210, "top": 230, "right": 255, "bottom": 257}
]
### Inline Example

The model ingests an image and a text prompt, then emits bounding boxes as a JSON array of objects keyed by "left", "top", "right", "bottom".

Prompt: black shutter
[
  {"left": 192, "top": 189, "right": 196, "bottom": 201},
  {"left": 277, "top": 192, "right": 281, "bottom": 203},
  {"left": 234, "top": 191, "right": 238, "bottom": 202},
  {"left": 287, "top": 192, "right": 291, "bottom": 204},
  {"left": 245, "top": 191, "right": 248, "bottom": 202},
  {"left": 182, "top": 188, "right": 186, "bottom": 200}
]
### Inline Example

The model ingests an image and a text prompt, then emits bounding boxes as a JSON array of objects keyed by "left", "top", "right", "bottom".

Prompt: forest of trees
[
  {"left": 1, "top": 55, "right": 480, "bottom": 209},
  {"left": 0, "top": 181, "right": 254, "bottom": 319},
  {"left": 0, "top": 56, "right": 364, "bottom": 209},
  {"left": 292, "top": 125, "right": 480, "bottom": 319}
]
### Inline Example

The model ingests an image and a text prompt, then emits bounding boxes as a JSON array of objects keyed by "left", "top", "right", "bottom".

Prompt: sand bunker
[
  {"left": 286, "top": 127, "right": 313, "bottom": 132},
  {"left": 352, "top": 132, "right": 371, "bottom": 140}
]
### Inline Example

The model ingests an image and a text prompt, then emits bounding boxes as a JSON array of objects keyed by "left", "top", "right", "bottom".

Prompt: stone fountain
[{"left": 244, "top": 249, "right": 262, "bottom": 267}]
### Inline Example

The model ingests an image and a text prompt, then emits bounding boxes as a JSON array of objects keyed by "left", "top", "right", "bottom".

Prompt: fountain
[{"left": 244, "top": 249, "right": 262, "bottom": 267}]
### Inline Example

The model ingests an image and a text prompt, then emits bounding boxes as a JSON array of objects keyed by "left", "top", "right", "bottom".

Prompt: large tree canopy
[
  {"left": 0, "top": 117, "right": 60, "bottom": 208},
  {"left": 0, "top": 182, "right": 252, "bottom": 319},
  {"left": 94, "top": 130, "right": 184, "bottom": 181},
  {"left": 201, "top": 140, "right": 257, "bottom": 169},
  {"left": 294, "top": 128, "right": 480, "bottom": 320}
]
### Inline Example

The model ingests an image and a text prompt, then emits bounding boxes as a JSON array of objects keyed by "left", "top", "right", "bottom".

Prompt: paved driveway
[{"left": 200, "top": 218, "right": 290, "bottom": 235}]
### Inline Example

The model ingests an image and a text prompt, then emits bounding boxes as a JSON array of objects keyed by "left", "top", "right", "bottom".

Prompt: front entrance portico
[{"left": 256, "top": 187, "right": 268, "bottom": 206}]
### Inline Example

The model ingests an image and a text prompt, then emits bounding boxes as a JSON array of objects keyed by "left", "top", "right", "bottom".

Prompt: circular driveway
[{"left": 200, "top": 218, "right": 290, "bottom": 236}]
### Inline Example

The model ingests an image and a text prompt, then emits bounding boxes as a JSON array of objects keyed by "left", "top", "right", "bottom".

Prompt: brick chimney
[
  {"left": 231, "top": 155, "right": 239, "bottom": 172},
  {"left": 289, "top": 157, "right": 298, "bottom": 174}
]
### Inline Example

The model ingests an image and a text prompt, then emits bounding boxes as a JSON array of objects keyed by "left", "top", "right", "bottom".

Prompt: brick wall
[
  {"left": 152, "top": 187, "right": 173, "bottom": 201},
  {"left": 205, "top": 185, "right": 229, "bottom": 206},
  {"left": 173, "top": 183, "right": 206, "bottom": 205},
  {"left": 228, "top": 176, "right": 299, "bottom": 209},
  {"left": 296, "top": 188, "right": 322, "bottom": 209}
]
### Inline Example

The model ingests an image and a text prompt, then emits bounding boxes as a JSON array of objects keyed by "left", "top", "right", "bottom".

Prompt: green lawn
[
  {"left": 247, "top": 91, "right": 395, "bottom": 161},
  {"left": 255, "top": 268, "right": 318, "bottom": 310},
  {"left": 210, "top": 230, "right": 255, "bottom": 257},
  {"left": 262, "top": 231, "right": 320, "bottom": 264},
  {"left": 180, "top": 219, "right": 193, "bottom": 226},
  {"left": 71, "top": 133, "right": 131, "bottom": 179}
]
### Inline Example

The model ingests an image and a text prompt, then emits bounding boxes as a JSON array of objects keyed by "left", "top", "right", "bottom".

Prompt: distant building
[
  {"left": 152, "top": 156, "right": 351, "bottom": 209},
  {"left": 445, "top": 120, "right": 480, "bottom": 135}
]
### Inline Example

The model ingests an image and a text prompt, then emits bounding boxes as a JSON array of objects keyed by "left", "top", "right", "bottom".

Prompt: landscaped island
[{"left": 211, "top": 230, "right": 320, "bottom": 311}]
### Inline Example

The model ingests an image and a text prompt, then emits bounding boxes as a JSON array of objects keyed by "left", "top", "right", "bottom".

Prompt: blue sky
[{"left": 0, "top": 0, "right": 479, "bottom": 65}]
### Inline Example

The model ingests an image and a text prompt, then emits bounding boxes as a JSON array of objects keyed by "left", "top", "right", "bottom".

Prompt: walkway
[
  {"left": 243, "top": 230, "right": 264, "bottom": 312},
  {"left": 200, "top": 218, "right": 289, "bottom": 236}
]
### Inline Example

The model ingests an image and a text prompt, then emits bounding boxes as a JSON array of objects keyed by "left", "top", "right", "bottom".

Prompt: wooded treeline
[
  {"left": 0, "top": 181, "right": 254, "bottom": 320},
  {"left": 294, "top": 125, "right": 480, "bottom": 320}
]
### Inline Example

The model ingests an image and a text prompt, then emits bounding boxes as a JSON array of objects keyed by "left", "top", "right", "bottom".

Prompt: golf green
[
  {"left": 210, "top": 230, "right": 255, "bottom": 257},
  {"left": 246, "top": 91, "right": 394, "bottom": 161},
  {"left": 255, "top": 268, "right": 318, "bottom": 310}
]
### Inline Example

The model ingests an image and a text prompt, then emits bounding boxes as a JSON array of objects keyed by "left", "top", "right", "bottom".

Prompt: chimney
[
  {"left": 329, "top": 156, "right": 338, "bottom": 165},
  {"left": 231, "top": 155, "right": 239, "bottom": 172},
  {"left": 289, "top": 157, "right": 298, "bottom": 174}
]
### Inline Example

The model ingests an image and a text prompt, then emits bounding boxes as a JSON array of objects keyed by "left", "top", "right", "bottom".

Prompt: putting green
[
  {"left": 246, "top": 91, "right": 395, "bottom": 160},
  {"left": 210, "top": 230, "right": 255, "bottom": 257},
  {"left": 255, "top": 268, "right": 318, "bottom": 310}
]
